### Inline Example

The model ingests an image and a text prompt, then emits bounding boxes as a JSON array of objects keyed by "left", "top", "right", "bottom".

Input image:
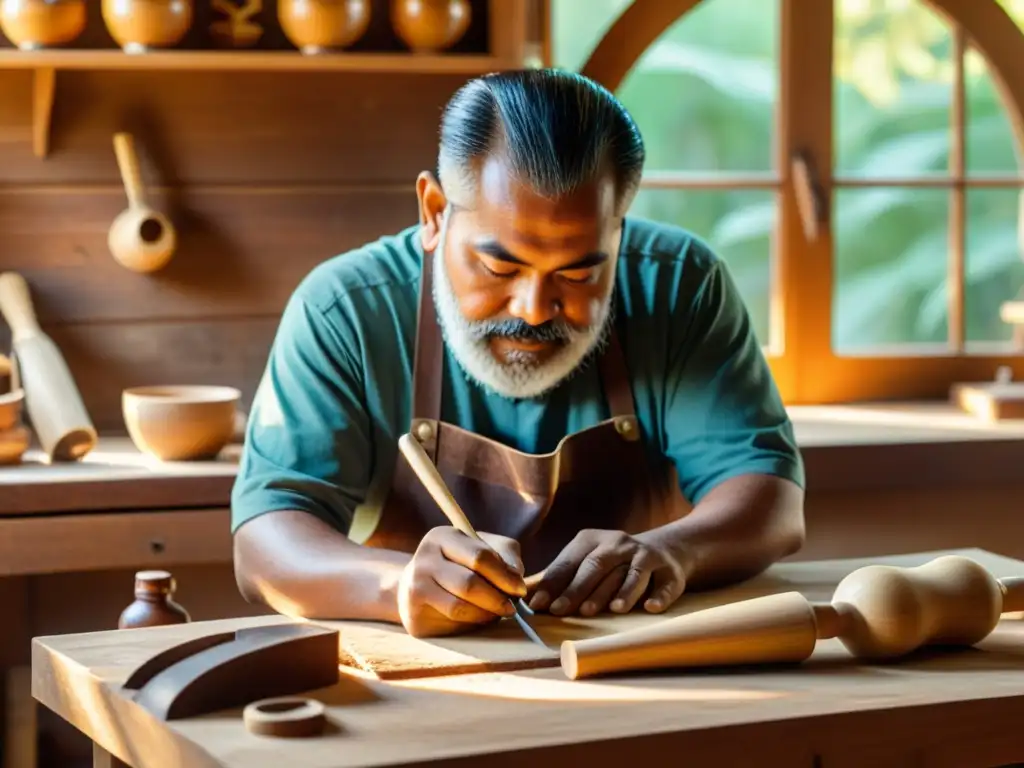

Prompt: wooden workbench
[{"left": 30, "top": 548, "right": 1024, "bottom": 767}]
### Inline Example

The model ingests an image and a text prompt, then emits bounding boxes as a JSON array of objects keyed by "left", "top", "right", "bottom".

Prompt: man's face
[{"left": 418, "top": 155, "right": 623, "bottom": 398}]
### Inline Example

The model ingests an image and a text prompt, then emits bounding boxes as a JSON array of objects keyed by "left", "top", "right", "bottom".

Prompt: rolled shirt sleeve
[
  {"left": 660, "top": 248, "right": 805, "bottom": 504},
  {"left": 231, "top": 286, "right": 372, "bottom": 535}
]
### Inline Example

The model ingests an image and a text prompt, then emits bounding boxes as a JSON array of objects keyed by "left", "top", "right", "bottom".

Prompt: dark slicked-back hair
[{"left": 437, "top": 68, "right": 645, "bottom": 215}]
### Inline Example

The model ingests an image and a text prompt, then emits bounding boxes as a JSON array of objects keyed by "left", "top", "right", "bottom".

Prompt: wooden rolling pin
[
  {"left": 561, "top": 555, "right": 1024, "bottom": 680},
  {"left": 0, "top": 272, "right": 97, "bottom": 462},
  {"left": 108, "top": 132, "right": 177, "bottom": 274}
]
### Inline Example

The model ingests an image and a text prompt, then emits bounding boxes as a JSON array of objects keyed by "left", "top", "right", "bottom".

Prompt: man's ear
[{"left": 415, "top": 172, "right": 447, "bottom": 252}]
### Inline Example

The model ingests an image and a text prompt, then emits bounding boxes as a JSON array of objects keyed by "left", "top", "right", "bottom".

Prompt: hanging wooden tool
[{"left": 108, "top": 132, "right": 178, "bottom": 274}]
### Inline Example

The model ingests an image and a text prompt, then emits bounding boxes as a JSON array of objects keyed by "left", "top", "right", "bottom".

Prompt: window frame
[{"left": 550, "top": 0, "right": 1024, "bottom": 404}]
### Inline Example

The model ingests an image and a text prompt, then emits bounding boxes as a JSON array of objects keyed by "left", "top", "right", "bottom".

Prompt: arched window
[{"left": 551, "top": 0, "right": 1024, "bottom": 404}]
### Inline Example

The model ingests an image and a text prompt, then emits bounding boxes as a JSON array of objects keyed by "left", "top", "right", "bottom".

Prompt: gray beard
[{"left": 430, "top": 216, "right": 613, "bottom": 400}]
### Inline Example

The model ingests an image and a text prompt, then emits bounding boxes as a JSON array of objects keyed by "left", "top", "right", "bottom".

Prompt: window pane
[
  {"left": 833, "top": 187, "right": 949, "bottom": 351},
  {"left": 550, "top": 0, "right": 629, "bottom": 74},
  {"left": 965, "top": 189, "right": 1024, "bottom": 344},
  {"left": 551, "top": 0, "right": 779, "bottom": 173},
  {"left": 629, "top": 188, "right": 774, "bottom": 346},
  {"left": 834, "top": 0, "right": 952, "bottom": 177},
  {"left": 965, "top": 48, "right": 1020, "bottom": 175}
]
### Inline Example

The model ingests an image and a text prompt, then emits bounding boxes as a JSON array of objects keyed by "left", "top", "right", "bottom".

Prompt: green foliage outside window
[{"left": 551, "top": 0, "right": 1024, "bottom": 351}]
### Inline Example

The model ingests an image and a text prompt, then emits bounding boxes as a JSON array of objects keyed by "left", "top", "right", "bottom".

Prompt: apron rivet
[
  {"left": 616, "top": 418, "right": 634, "bottom": 435},
  {"left": 414, "top": 421, "right": 434, "bottom": 442}
]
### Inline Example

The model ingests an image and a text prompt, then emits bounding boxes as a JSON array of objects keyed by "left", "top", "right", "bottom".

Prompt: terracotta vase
[
  {"left": 0, "top": 0, "right": 86, "bottom": 50},
  {"left": 391, "top": 0, "right": 470, "bottom": 53},
  {"left": 278, "top": 0, "right": 371, "bottom": 55},
  {"left": 102, "top": 0, "right": 193, "bottom": 53}
]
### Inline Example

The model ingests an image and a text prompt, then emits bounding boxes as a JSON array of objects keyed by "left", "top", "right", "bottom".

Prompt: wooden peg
[
  {"left": 561, "top": 555, "right": 1024, "bottom": 680},
  {"left": 791, "top": 149, "right": 827, "bottom": 242}
]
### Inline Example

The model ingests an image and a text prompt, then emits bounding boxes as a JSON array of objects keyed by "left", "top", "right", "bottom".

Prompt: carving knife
[{"left": 398, "top": 433, "right": 548, "bottom": 648}]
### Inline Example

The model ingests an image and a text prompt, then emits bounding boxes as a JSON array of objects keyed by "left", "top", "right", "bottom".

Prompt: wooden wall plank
[
  {"left": 0, "top": 189, "right": 418, "bottom": 323},
  {"left": 0, "top": 319, "right": 279, "bottom": 432},
  {"left": 0, "top": 70, "right": 467, "bottom": 184}
]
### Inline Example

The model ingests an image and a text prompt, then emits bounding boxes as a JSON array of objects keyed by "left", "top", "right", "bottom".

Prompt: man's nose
[{"left": 508, "top": 275, "right": 560, "bottom": 327}]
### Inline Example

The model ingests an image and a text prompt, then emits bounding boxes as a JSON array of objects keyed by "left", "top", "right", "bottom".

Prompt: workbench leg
[
  {"left": 92, "top": 743, "right": 129, "bottom": 768},
  {"left": 3, "top": 665, "right": 36, "bottom": 768}
]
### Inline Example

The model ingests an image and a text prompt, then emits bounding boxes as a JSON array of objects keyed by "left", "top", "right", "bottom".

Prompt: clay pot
[
  {"left": 122, "top": 384, "right": 240, "bottom": 461},
  {"left": 0, "top": 0, "right": 86, "bottom": 50},
  {"left": 391, "top": 0, "right": 470, "bottom": 53},
  {"left": 102, "top": 0, "right": 193, "bottom": 53},
  {"left": 278, "top": 0, "right": 371, "bottom": 55}
]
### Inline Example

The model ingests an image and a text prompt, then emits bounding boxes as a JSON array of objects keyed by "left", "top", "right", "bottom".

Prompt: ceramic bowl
[{"left": 123, "top": 384, "right": 240, "bottom": 461}]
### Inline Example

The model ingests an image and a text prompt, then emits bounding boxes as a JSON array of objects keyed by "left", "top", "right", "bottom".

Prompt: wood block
[{"left": 950, "top": 380, "right": 1024, "bottom": 421}]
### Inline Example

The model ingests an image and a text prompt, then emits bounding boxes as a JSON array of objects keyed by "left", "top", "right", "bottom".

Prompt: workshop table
[{"left": 30, "top": 548, "right": 1024, "bottom": 767}]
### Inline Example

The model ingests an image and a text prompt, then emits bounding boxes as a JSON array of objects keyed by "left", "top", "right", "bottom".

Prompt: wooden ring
[{"left": 243, "top": 696, "right": 326, "bottom": 738}]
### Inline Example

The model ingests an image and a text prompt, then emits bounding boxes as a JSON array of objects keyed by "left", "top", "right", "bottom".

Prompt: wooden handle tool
[
  {"left": 561, "top": 554, "right": 1024, "bottom": 680},
  {"left": 108, "top": 132, "right": 177, "bottom": 274},
  {"left": 397, "top": 432, "right": 548, "bottom": 647},
  {"left": 0, "top": 272, "right": 97, "bottom": 462}
]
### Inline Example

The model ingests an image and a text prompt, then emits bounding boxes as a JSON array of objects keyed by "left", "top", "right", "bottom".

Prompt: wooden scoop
[
  {"left": 108, "top": 132, "right": 176, "bottom": 274},
  {"left": 0, "top": 272, "right": 96, "bottom": 461}
]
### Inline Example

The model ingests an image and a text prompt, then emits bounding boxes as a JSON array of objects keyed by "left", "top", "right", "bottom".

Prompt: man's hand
[
  {"left": 527, "top": 529, "right": 690, "bottom": 617},
  {"left": 397, "top": 526, "right": 527, "bottom": 638}
]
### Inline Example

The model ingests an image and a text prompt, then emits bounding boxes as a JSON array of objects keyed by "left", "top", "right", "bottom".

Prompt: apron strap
[
  {"left": 411, "top": 242, "right": 444, "bottom": 423},
  {"left": 598, "top": 325, "right": 638, "bottom": 419}
]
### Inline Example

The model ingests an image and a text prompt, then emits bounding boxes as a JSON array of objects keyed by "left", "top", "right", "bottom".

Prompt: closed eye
[{"left": 478, "top": 256, "right": 518, "bottom": 278}]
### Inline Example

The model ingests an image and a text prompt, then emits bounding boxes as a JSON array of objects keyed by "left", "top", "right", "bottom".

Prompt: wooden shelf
[
  {"left": 0, "top": 49, "right": 514, "bottom": 73},
  {"left": 4, "top": 49, "right": 522, "bottom": 160}
]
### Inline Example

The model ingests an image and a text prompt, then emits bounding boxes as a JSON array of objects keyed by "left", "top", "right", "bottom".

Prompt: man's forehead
[{"left": 475, "top": 154, "right": 617, "bottom": 232}]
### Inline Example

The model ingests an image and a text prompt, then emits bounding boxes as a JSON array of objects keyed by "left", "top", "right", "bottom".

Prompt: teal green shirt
[{"left": 230, "top": 218, "right": 804, "bottom": 536}]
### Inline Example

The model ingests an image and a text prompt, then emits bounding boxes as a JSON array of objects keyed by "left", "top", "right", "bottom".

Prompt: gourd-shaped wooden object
[
  {"left": 0, "top": 0, "right": 86, "bottom": 49},
  {"left": 278, "top": 0, "right": 371, "bottom": 55},
  {"left": 391, "top": 0, "right": 470, "bottom": 53},
  {"left": 108, "top": 132, "right": 177, "bottom": 273},
  {"left": 102, "top": 0, "right": 193, "bottom": 53},
  {"left": 561, "top": 555, "right": 1024, "bottom": 680},
  {"left": 118, "top": 570, "right": 191, "bottom": 629}
]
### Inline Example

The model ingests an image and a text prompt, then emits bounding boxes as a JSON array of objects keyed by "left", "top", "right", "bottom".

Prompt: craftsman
[{"left": 231, "top": 69, "right": 806, "bottom": 638}]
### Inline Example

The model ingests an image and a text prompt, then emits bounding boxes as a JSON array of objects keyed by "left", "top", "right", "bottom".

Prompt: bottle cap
[{"left": 134, "top": 569, "right": 174, "bottom": 596}]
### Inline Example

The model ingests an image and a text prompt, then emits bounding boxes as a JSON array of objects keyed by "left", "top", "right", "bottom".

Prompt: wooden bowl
[
  {"left": 123, "top": 385, "right": 240, "bottom": 461},
  {"left": 0, "top": 0, "right": 86, "bottom": 50},
  {"left": 102, "top": 0, "right": 193, "bottom": 53},
  {"left": 391, "top": 0, "right": 470, "bottom": 53},
  {"left": 0, "top": 424, "right": 29, "bottom": 465},
  {"left": 0, "top": 388, "right": 24, "bottom": 432},
  {"left": 278, "top": 0, "right": 371, "bottom": 55}
]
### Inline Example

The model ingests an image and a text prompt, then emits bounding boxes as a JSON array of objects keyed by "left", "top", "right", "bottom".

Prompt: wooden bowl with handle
[{"left": 122, "top": 385, "right": 241, "bottom": 461}]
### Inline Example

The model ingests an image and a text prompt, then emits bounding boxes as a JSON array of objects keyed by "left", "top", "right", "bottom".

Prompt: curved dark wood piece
[
  {"left": 125, "top": 623, "right": 339, "bottom": 720},
  {"left": 122, "top": 631, "right": 235, "bottom": 690}
]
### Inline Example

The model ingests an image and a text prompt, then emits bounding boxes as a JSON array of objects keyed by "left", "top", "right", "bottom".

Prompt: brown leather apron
[{"left": 361, "top": 248, "right": 688, "bottom": 575}]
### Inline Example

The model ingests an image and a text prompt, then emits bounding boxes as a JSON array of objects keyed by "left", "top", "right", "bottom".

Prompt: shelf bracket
[{"left": 33, "top": 67, "right": 56, "bottom": 159}]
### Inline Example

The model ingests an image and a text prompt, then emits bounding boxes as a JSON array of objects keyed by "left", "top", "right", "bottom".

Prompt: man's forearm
[
  {"left": 233, "top": 509, "right": 411, "bottom": 623},
  {"left": 644, "top": 473, "right": 806, "bottom": 592}
]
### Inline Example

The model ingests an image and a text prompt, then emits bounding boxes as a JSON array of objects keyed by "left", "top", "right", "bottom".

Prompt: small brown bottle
[{"left": 118, "top": 570, "right": 191, "bottom": 629}]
